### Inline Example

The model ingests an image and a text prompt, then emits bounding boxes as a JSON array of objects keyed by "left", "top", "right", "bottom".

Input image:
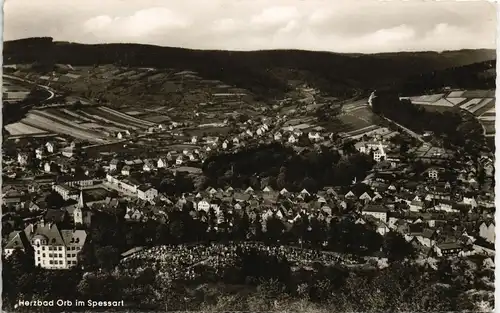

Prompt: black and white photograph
[{"left": 1, "top": 0, "right": 497, "bottom": 312}]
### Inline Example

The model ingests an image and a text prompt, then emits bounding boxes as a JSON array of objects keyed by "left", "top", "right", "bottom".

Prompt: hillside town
[
  {"left": 3, "top": 95, "right": 495, "bottom": 267},
  {"left": 1, "top": 7, "right": 496, "bottom": 309}
]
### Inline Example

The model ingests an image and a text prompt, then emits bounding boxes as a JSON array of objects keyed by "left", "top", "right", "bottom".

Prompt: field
[
  {"left": 4, "top": 122, "right": 48, "bottom": 135},
  {"left": 403, "top": 89, "right": 495, "bottom": 139},
  {"left": 324, "top": 106, "right": 381, "bottom": 134},
  {"left": 482, "top": 121, "right": 495, "bottom": 137},
  {"left": 6, "top": 106, "right": 156, "bottom": 143},
  {"left": 408, "top": 94, "right": 446, "bottom": 104}
]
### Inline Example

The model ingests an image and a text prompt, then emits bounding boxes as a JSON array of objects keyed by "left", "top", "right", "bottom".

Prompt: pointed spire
[{"left": 78, "top": 190, "right": 84, "bottom": 209}]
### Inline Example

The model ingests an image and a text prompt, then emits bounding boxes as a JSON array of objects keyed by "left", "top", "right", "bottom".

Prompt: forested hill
[
  {"left": 3, "top": 37, "right": 496, "bottom": 99},
  {"left": 390, "top": 60, "right": 496, "bottom": 96}
]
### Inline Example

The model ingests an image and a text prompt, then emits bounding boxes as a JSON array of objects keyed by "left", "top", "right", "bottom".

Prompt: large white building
[{"left": 4, "top": 222, "right": 87, "bottom": 270}]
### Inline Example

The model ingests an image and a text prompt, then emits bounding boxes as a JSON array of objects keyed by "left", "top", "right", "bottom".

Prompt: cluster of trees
[
  {"left": 371, "top": 92, "right": 485, "bottom": 157},
  {"left": 396, "top": 60, "right": 496, "bottom": 96},
  {"left": 4, "top": 244, "right": 492, "bottom": 312},
  {"left": 202, "top": 143, "right": 375, "bottom": 192},
  {"left": 73, "top": 204, "right": 416, "bottom": 275}
]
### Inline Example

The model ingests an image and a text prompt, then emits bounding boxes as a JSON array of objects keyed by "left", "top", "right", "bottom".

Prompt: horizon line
[{"left": 4, "top": 36, "right": 497, "bottom": 55}]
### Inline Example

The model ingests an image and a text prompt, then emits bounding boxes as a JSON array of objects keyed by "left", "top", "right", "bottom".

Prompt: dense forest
[
  {"left": 3, "top": 37, "right": 495, "bottom": 99},
  {"left": 202, "top": 143, "right": 375, "bottom": 192},
  {"left": 394, "top": 60, "right": 496, "bottom": 96}
]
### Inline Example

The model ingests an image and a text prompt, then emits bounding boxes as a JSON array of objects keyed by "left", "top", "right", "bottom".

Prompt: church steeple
[{"left": 78, "top": 190, "right": 84, "bottom": 208}]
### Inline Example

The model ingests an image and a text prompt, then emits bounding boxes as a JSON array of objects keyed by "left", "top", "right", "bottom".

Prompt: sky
[{"left": 3, "top": 0, "right": 498, "bottom": 53}]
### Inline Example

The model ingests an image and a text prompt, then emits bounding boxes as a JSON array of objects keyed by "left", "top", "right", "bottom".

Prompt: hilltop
[
  {"left": 392, "top": 60, "right": 496, "bottom": 96},
  {"left": 3, "top": 37, "right": 496, "bottom": 100}
]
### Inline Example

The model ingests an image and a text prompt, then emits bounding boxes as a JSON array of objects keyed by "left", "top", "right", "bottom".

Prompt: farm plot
[
  {"left": 447, "top": 91, "right": 465, "bottom": 98},
  {"left": 79, "top": 107, "right": 138, "bottom": 131},
  {"left": 44, "top": 108, "right": 88, "bottom": 124},
  {"left": 482, "top": 121, "right": 495, "bottom": 136},
  {"left": 345, "top": 125, "right": 381, "bottom": 137},
  {"left": 22, "top": 112, "right": 109, "bottom": 143},
  {"left": 459, "top": 99, "right": 482, "bottom": 110},
  {"left": 469, "top": 98, "right": 494, "bottom": 115},
  {"left": 445, "top": 97, "right": 467, "bottom": 106},
  {"left": 478, "top": 116, "right": 495, "bottom": 122},
  {"left": 462, "top": 90, "right": 495, "bottom": 98},
  {"left": 409, "top": 94, "right": 445, "bottom": 104},
  {"left": 5, "top": 122, "right": 47, "bottom": 135},
  {"left": 98, "top": 107, "right": 156, "bottom": 128},
  {"left": 322, "top": 107, "right": 380, "bottom": 134},
  {"left": 472, "top": 99, "right": 495, "bottom": 117},
  {"left": 141, "top": 114, "right": 171, "bottom": 123}
]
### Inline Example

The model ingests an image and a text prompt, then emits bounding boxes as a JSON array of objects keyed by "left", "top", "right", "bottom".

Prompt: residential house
[
  {"left": 288, "top": 135, "right": 297, "bottom": 144},
  {"left": 35, "top": 147, "right": 44, "bottom": 160},
  {"left": 52, "top": 184, "right": 79, "bottom": 201},
  {"left": 434, "top": 242, "right": 462, "bottom": 257},
  {"left": 45, "top": 142, "right": 55, "bottom": 153},
  {"left": 308, "top": 132, "right": 323, "bottom": 142},
  {"left": 17, "top": 153, "right": 29, "bottom": 166},
  {"left": 373, "top": 143, "right": 387, "bottom": 162},
  {"left": 109, "top": 159, "right": 120, "bottom": 172},
  {"left": 176, "top": 155, "right": 185, "bottom": 165},
  {"left": 143, "top": 160, "right": 155, "bottom": 172},
  {"left": 4, "top": 230, "right": 32, "bottom": 258},
  {"left": 297, "top": 188, "right": 309, "bottom": 196},
  {"left": 157, "top": 158, "right": 167, "bottom": 169},
  {"left": 426, "top": 167, "right": 444, "bottom": 180},
  {"left": 125, "top": 209, "right": 144, "bottom": 222},
  {"left": 479, "top": 222, "right": 495, "bottom": 243},
  {"left": 409, "top": 200, "right": 424, "bottom": 212},
  {"left": 121, "top": 166, "right": 131, "bottom": 176},
  {"left": 361, "top": 205, "right": 389, "bottom": 222},
  {"left": 138, "top": 186, "right": 158, "bottom": 202},
  {"left": 197, "top": 199, "right": 211, "bottom": 212},
  {"left": 44, "top": 162, "right": 56, "bottom": 173},
  {"left": 274, "top": 132, "right": 282, "bottom": 141},
  {"left": 462, "top": 195, "right": 478, "bottom": 209},
  {"left": 62, "top": 146, "right": 75, "bottom": 158}
]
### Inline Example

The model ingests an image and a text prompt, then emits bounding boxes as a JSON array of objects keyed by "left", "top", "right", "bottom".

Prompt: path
[
  {"left": 381, "top": 116, "right": 425, "bottom": 143},
  {"left": 4, "top": 74, "right": 55, "bottom": 101}
]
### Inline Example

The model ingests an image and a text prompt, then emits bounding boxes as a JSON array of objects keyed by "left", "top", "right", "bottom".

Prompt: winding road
[{"left": 4, "top": 74, "right": 55, "bottom": 101}]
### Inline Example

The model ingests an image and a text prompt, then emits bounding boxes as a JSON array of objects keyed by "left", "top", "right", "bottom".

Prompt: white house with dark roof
[
  {"left": 138, "top": 186, "right": 158, "bottom": 202},
  {"left": 361, "top": 205, "right": 389, "bottom": 222},
  {"left": 20, "top": 221, "right": 87, "bottom": 269},
  {"left": 157, "top": 158, "right": 167, "bottom": 168}
]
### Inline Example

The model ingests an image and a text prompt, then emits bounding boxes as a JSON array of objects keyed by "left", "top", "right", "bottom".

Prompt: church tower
[{"left": 74, "top": 190, "right": 84, "bottom": 225}]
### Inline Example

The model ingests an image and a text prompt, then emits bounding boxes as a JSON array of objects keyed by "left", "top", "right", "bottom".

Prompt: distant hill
[
  {"left": 391, "top": 60, "right": 496, "bottom": 96},
  {"left": 3, "top": 37, "right": 496, "bottom": 99}
]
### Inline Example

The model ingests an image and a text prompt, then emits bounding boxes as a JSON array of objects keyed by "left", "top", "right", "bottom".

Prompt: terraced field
[
  {"left": 7, "top": 106, "right": 157, "bottom": 143},
  {"left": 4, "top": 122, "right": 48, "bottom": 135},
  {"left": 402, "top": 89, "right": 495, "bottom": 138}
]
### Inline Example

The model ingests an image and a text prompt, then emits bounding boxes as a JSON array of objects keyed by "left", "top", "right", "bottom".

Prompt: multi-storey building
[{"left": 4, "top": 221, "right": 87, "bottom": 270}]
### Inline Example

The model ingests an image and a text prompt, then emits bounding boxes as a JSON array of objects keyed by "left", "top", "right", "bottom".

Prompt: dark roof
[
  {"left": 437, "top": 242, "right": 461, "bottom": 250},
  {"left": 363, "top": 205, "right": 389, "bottom": 213},
  {"left": 44, "top": 209, "right": 68, "bottom": 223}
]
